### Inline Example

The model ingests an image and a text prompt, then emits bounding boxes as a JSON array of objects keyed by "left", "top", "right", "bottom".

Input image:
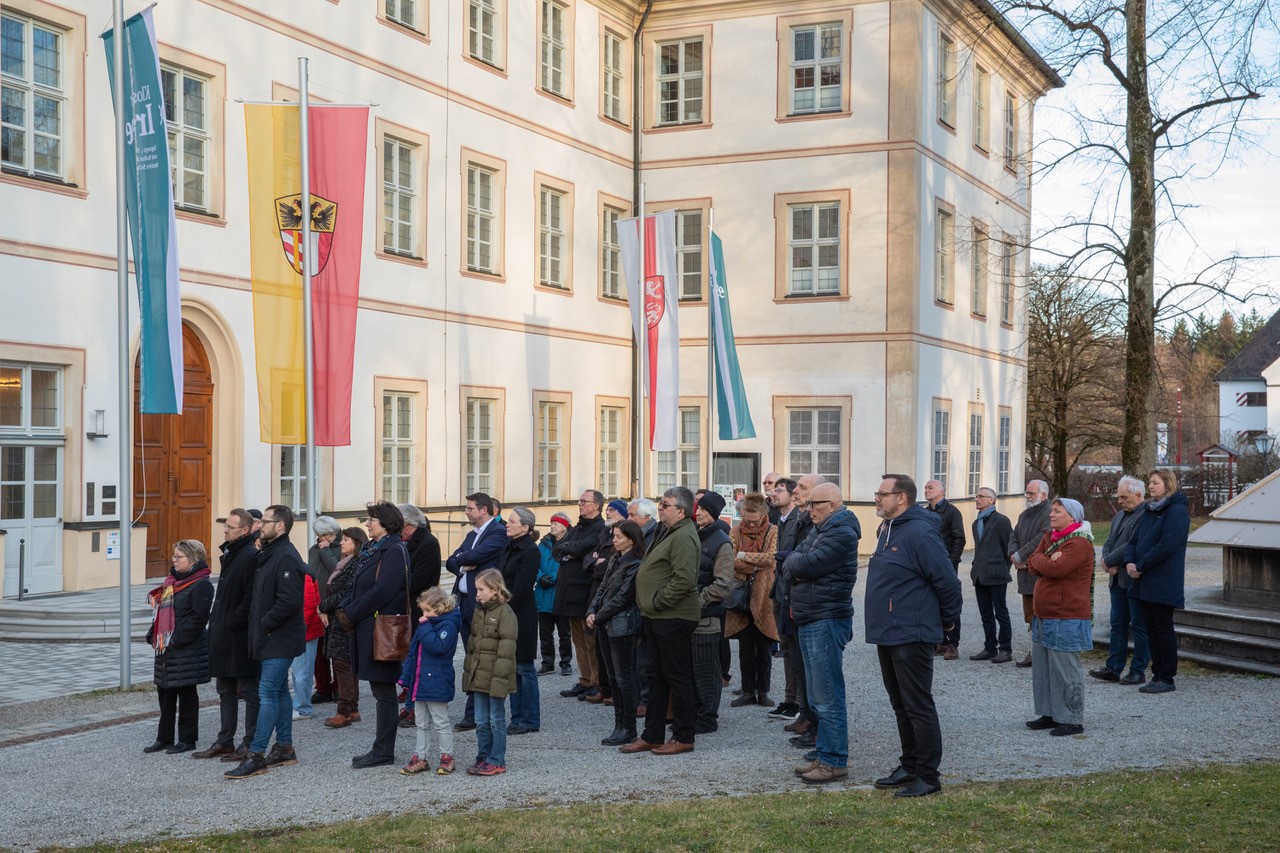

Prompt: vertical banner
[
  {"left": 618, "top": 210, "right": 680, "bottom": 451},
  {"left": 102, "top": 9, "right": 182, "bottom": 413},
  {"left": 245, "top": 104, "right": 368, "bottom": 445},
  {"left": 709, "top": 231, "right": 756, "bottom": 440}
]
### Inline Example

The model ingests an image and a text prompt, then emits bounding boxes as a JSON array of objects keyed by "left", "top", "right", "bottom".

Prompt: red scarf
[
  {"left": 1049, "top": 522, "right": 1082, "bottom": 543},
  {"left": 148, "top": 564, "right": 211, "bottom": 654}
]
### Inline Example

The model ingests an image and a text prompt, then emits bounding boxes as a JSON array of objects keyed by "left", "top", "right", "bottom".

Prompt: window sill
[
  {"left": 972, "top": 144, "right": 989, "bottom": 158},
  {"left": 535, "top": 86, "right": 574, "bottom": 107},
  {"left": 645, "top": 121, "right": 712, "bottom": 134},
  {"left": 379, "top": 15, "right": 429, "bottom": 44},
  {"left": 934, "top": 298, "right": 956, "bottom": 311},
  {"left": 970, "top": 311, "right": 988, "bottom": 322},
  {"left": 534, "top": 283, "right": 573, "bottom": 297},
  {"left": 175, "top": 207, "right": 225, "bottom": 227},
  {"left": 937, "top": 118, "right": 957, "bottom": 135},
  {"left": 0, "top": 170, "right": 87, "bottom": 199},
  {"left": 597, "top": 293, "right": 628, "bottom": 306},
  {"left": 377, "top": 249, "right": 428, "bottom": 269},
  {"left": 461, "top": 268, "right": 506, "bottom": 284},
  {"left": 677, "top": 296, "right": 707, "bottom": 306},
  {"left": 464, "top": 53, "right": 508, "bottom": 78},
  {"left": 776, "top": 109, "right": 851, "bottom": 124},
  {"left": 599, "top": 113, "right": 631, "bottom": 131},
  {"left": 773, "top": 292, "right": 849, "bottom": 304}
]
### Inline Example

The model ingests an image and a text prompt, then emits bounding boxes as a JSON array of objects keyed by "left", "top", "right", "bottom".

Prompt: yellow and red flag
[{"left": 245, "top": 104, "right": 368, "bottom": 445}]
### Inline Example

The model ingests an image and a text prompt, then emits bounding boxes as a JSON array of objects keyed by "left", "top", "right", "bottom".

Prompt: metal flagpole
[
  {"left": 113, "top": 0, "right": 132, "bottom": 690},
  {"left": 706, "top": 208, "right": 716, "bottom": 491},
  {"left": 635, "top": 183, "right": 647, "bottom": 500},
  {"left": 299, "top": 58, "right": 319, "bottom": 527}
]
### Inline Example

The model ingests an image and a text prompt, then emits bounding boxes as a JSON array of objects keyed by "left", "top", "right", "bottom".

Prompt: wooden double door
[{"left": 133, "top": 323, "right": 214, "bottom": 578}]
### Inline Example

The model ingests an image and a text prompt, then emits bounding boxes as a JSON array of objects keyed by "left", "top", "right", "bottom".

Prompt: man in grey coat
[
  {"left": 1090, "top": 476, "right": 1151, "bottom": 685},
  {"left": 968, "top": 487, "right": 1013, "bottom": 663},
  {"left": 1007, "top": 479, "right": 1051, "bottom": 667}
]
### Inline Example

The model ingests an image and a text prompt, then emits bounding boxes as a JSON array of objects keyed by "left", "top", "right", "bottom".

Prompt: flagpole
[
  {"left": 113, "top": 0, "right": 132, "bottom": 690},
  {"left": 706, "top": 208, "right": 716, "bottom": 492},
  {"left": 635, "top": 183, "right": 647, "bottom": 500},
  {"left": 299, "top": 58, "right": 319, "bottom": 528}
]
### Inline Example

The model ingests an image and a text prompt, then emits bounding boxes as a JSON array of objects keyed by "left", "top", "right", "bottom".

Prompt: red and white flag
[{"left": 618, "top": 210, "right": 680, "bottom": 451}]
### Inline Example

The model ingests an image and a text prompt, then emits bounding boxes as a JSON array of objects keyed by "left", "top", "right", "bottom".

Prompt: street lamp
[{"left": 1254, "top": 433, "right": 1275, "bottom": 476}]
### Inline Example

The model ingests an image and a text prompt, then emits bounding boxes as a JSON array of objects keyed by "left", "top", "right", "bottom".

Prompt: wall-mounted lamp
[{"left": 87, "top": 409, "right": 109, "bottom": 440}]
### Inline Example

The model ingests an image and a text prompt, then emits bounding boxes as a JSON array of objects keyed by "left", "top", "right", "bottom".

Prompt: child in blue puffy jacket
[{"left": 398, "top": 586, "right": 461, "bottom": 775}]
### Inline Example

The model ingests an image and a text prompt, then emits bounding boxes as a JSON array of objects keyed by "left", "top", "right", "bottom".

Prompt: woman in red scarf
[
  {"left": 144, "top": 539, "right": 214, "bottom": 754},
  {"left": 725, "top": 493, "right": 779, "bottom": 708}
]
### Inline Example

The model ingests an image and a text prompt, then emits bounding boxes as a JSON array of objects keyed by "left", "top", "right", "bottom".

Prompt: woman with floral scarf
[{"left": 144, "top": 539, "right": 214, "bottom": 754}]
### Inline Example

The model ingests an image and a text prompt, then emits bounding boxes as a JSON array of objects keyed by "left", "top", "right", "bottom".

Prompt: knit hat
[
  {"left": 1056, "top": 498, "right": 1085, "bottom": 524},
  {"left": 697, "top": 491, "right": 726, "bottom": 520},
  {"left": 550, "top": 512, "right": 572, "bottom": 529},
  {"left": 247, "top": 508, "right": 263, "bottom": 520},
  {"left": 607, "top": 499, "right": 630, "bottom": 518}
]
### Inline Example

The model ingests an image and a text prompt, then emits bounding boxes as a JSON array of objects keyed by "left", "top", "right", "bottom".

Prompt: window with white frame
[
  {"left": 601, "top": 204, "right": 623, "bottom": 298},
  {"left": 935, "top": 208, "right": 954, "bottom": 303},
  {"left": 997, "top": 411, "right": 1011, "bottom": 494},
  {"left": 385, "top": 0, "right": 417, "bottom": 30},
  {"left": 967, "top": 409, "right": 983, "bottom": 497},
  {"left": 599, "top": 405, "right": 623, "bottom": 497},
  {"left": 539, "top": 186, "right": 566, "bottom": 288},
  {"left": 937, "top": 32, "right": 956, "bottom": 126},
  {"left": 655, "top": 406, "right": 700, "bottom": 491},
  {"left": 788, "top": 408, "right": 841, "bottom": 487},
  {"left": 972, "top": 227, "right": 988, "bottom": 316},
  {"left": 675, "top": 209, "right": 703, "bottom": 300},
  {"left": 973, "top": 64, "right": 989, "bottom": 149},
  {"left": 279, "top": 445, "right": 308, "bottom": 513},
  {"left": 382, "top": 135, "right": 417, "bottom": 256},
  {"left": 931, "top": 403, "right": 951, "bottom": 491},
  {"left": 382, "top": 391, "right": 414, "bottom": 503},
  {"left": 540, "top": 0, "right": 568, "bottom": 97},
  {"left": 469, "top": 0, "right": 500, "bottom": 67},
  {"left": 0, "top": 363, "right": 60, "bottom": 432},
  {"left": 657, "top": 37, "right": 703, "bottom": 125},
  {"left": 790, "top": 23, "right": 841, "bottom": 114},
  {"left": 536, "top": 401, "right": 562, "bottom": 500},
  {"left": 788, "top": 201, "right": 841, "bottom": 295},
  {"left": 1003, "top": 91, "right": 1018, "bottom": 171},
  {"left": 0, "top": 364, "right": 63, "bottom": 523},
  {"left": 1001, "top": 238, "right": 1015, "bottom": 324},
  {"left": 1, "top": 13, "right": 64, "bottom": 179},
  {"left": 602, "top": 29, "right": 625, "bottom": 122},
  {"left": 466, "top": 163, "right": 497, "bottom": 273},
  {"left": 465, "top": 397, "right": 497, "bottom": 494},
  {"left": 161, "top": 66, "right": 209, "bottom": 211}
]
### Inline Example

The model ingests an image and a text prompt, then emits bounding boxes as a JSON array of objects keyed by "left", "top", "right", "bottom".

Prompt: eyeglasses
[
  {"left": 658, "top": 501, "right": 676, "bottom": 509},
  {"left": 222, "top": 523, "right": 243, "bottom": 530},
  {"left": 873, "top": 491, "right": 903, "bottom": 500},
  {"left": 578, "top": 498, "right": 598, "bottom": 505},
  {"left": 260, "top": 516, "right": 278, "bottom": 525},
  {"left": 802, "top": 500, "right": 834, "bottom": 510}
]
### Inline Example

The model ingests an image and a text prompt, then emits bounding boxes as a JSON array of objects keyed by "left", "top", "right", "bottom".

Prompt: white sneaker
[{"left": 292, "top": 711, "right": 313, "bottom": 721}]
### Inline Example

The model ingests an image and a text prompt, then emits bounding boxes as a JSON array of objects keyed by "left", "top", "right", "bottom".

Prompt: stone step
[
  {"left": 1176, "top": 605, "right": 1280, "bottom": 641},
  {"left": 1172, "top": 623, "right": 1280, "bottom": 668},
  {"left": 1172, "top": 648, "right": 1280, "bottom": 679}
]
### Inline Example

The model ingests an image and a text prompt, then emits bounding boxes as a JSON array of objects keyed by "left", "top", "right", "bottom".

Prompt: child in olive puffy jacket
[{"left": 461, "top": 569, "right": 518, "bottom": 776}]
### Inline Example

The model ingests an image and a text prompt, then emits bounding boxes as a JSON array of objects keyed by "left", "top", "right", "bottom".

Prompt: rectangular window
[
  {"left": 2, "top": 13, "right": 64, "bottom": 178},
  {"left": 469, "top": 0, "right": 500, "bottom": 67},
  {"left": 381, "top": 391, "right": 414, "bottom": 504},
  {"left": 601, "top": 203, "right": 623, "bottom": 298},
  {"left": 967, "top": 408, "right": 983, "bottom": 497},
  {"left": 656, "top": 406, "right": 700, "bottom": 492},
  {"left": 973, "top": 65, "right": 989, "bottom": 150},
  {"left": 932, "top": 403, "right": 951, "bottom": 491},
  {"left": 279, "top": 445, "right": 308, "bottom": 512},
  {"left": 599, "top": 405, "right": 623, "bottom": 496},
  {"left": 160, "top": 66, "right": 208, "bottom": 210},
  {"left": 1004, "top": 91, "right": 1018, "bottom": 171},
  {"left": 937, "top": 32, "right": 956, "bottom": 126},
  {"left": 0, "top": 363, "right": 61, "bottom": 431},
  {"left": 935, "top": 208, "right": 954, "bottom": 304},
  {"left": 790, "top": 23, "right": 841, "bottom": 115},
  {"left": 1240, "top": 392, "right": 1268, "bottom": 407},
  {"left": 656, "top": 37, "right": 703, "bottom": 125},
  {"left": 675, "top": 209, "right": 703, "bottom": 300},
  {"left": 1001, "top": 239, "right": 1015, "bottom": 324},
  {"left": 536, "top": 401, "right": 562, "bottom": 500},
  {"left": 382, "top": 136, "right": 417, "bottom": 256},
  {"left": 972, "top": 227, "right": 988, "bottom": 316},
  {"left": 788, "top": 408, "right": 841, "bottom": 487},
  {"left": 539, "top": 186, "right": 566, "bottom": 288},
  {"left": 602, "top": 28, "right": 625, "bottom": 122},
  {"left": 465, "top": 397, "right": 497, "bottom": 494},
  {"left": 998, "top": 410, "right": 1012, "bottom": 494},
  {"left": 466, "top": 163, "right": 497, "bottom": 273},
  {"left": 385, "top": 0, "right": 417, "bottom": 30},
  {"left": 540, "top": 0, "right": 568, "bottom": 97},
  {"left": 788, "top": 201, "right": 841, "bottom": 296}
]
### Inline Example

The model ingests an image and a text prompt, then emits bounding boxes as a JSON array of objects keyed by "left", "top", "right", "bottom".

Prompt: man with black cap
[{"left": 691, "top": 490, "right": 734, "bottom": 733}]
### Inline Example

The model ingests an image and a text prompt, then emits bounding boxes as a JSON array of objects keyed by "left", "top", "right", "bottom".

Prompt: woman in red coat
[{"left": 291, "top": 563, "right": 326, "bottom": 720}]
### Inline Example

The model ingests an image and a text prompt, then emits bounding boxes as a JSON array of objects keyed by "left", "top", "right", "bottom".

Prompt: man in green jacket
[{"left": 621, "top": 486, "right": 701, "bottom": 755}]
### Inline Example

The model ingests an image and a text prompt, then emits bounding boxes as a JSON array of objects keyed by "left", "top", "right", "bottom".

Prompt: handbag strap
[{"left": 372, "top": 541, "right": 412, "bottom": 614}]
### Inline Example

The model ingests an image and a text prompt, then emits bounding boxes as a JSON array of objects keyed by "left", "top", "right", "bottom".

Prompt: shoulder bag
[{"left": 373, "top": 543, "right": 412, "bottom": 661}]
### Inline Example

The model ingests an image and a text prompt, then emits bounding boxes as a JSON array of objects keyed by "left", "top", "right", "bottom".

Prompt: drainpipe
[{"left": 630, "top": 0, "right": 653, "bottom": 498}]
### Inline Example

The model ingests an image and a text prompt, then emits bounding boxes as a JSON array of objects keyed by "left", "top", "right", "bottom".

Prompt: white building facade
[{"left": 0, "top": 0, "right": 1060, "bottom": 594}]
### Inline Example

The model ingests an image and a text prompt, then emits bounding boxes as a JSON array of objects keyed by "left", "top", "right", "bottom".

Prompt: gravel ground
[{"left": 1, "top": 546, "right": 1276, "bottom": 851}]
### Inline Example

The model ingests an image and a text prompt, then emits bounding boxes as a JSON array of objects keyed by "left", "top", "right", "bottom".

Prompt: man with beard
[{"left": 1008, "top": 480, "right": 1052, "bottom": 667}]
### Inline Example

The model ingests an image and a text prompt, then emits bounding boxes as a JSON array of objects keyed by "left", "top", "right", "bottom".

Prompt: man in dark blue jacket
[
  {"left": 866, "top": 474, "right": 962, "bottom": 798},
  {"left": 445, "top": 492, "right": 507, "bottom": 729},
  {"left": 781, "top": 482, "right": 860, "bottom": 785}
]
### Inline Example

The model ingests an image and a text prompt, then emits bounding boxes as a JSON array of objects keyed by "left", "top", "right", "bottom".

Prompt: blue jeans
[
  {"left": 291, "top": 638, "right": 318, "bottom": 716},
  {"left": 797, "top": 616, "right": 851, "bottom": 769},
  {"left": 251, "top": 657, "right": 293, "bottom": 753},
  {"left": 473, "top": 692, "right": 507, "bottom": 768},
  {"left": 509, "top": 662, "right": 541, "bottom": 729},
  {"left": 1107, "top": 584, "right": 1149, "bottom": 675}
]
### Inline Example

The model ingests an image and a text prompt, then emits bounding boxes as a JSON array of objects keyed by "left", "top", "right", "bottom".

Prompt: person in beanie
[
  {"left": 1025, "top": 498, "right": 1094, "bottom": 737},
  {"left": 692, "top": 490, "right": 734, "bottom": 734},
  {"left": 537, "top": 512, "right": 574, "bottom": 675}
]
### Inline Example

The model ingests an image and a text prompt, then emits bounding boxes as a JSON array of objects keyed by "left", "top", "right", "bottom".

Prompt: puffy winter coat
[
  {"left": 248, "top": 535, "right": 306, "bottom": 661},
  {"left": 864, "top": 505, "right": 962, "bottom": 646},
  {"left": 534, "top": 534, "right": 560, "bottom": 614},
  {"left": 303, "top": 573, "right": 324, "bottom": 642},
  {"left": 462, "top": 598, "right": 518, "bottom": 697},
  {"left": 783, "top": 507, "right": 861, "bottom": 626},
  {"left": 148, "top": 565, "right": 214, "bottom": 689},
  {"left": 207, "top": 534, "right": 260, "bottom": 678},
  {"left": 399, "top": 605, "right": 461, "bottom": 703},
  {"left": 1125, "top": 491, "right": 1190, "bottom": 609}
]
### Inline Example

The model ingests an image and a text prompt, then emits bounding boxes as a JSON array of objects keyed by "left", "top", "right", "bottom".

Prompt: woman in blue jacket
[
  {"left": 536, "top": 513, "right": 573, "bottom": 675},
  {"left": 1124, "top": 469, "right": 1190, "bottom": 694},
  {"left": 398, "top": 587, "right": 461, "bottom": 774}
]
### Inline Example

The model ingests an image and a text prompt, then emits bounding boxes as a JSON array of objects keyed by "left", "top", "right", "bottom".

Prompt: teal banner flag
[
  {"left": 103, "top": 9, "right": 183, "bottom": 413},
  {"left": 709, "top": 231, "right": 755, "bottom": 440}
]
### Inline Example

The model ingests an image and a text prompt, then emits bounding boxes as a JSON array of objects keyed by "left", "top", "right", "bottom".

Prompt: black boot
[{"left": 601, "top": 727, "right": 632, "bottom": 746}]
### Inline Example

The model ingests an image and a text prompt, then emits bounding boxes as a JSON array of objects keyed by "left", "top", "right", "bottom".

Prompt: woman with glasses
[
  {"left": 725, "top": 492, "right": 779, "bottom": 709},
  {"left": 144, "top": 540, "right": 214, "bottom": 754}
]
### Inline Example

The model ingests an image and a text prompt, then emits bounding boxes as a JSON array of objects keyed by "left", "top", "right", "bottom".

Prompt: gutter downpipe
[{"left": 630, "top": 0, "right": 654, "bottom": 498}]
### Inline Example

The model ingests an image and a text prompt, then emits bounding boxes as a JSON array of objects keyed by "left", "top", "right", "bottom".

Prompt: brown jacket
[
  {"left": 1027, "top": 533, "right": 1094, "bottom": 620},
  {"left": 725, "top": 523, "right": 779, "bottom": 641}
]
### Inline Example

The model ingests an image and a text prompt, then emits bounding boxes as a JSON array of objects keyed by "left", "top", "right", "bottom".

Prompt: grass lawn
[{"left": 65, "top": 761, "right": 1280, "bottom": 852}]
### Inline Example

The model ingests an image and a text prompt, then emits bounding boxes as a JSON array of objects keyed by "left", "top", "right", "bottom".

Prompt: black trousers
[
  {"left": 214, "top": 675, "right": 259, "bottom": 747},
  {"left": 737, "top": 622, "right": 774, "bottom": 696},
  {"left": 368, "top": 680, "right": 399, "bottom": 758},
  {"left": 877, "top": 642, "right": 943, "bottom": 787},
  {"left": 692, "top": 630, "right": 722, "bottom": 730},
  {"left": 942, "top": 563, "right": 961, "bottom": 647},
  {"left": 718, "top": 616, "right": 731, "bottom": 680},
  {"left": 974, "top": 583, "right": 1012, "bottom": 653},
  {"left": 1139, "top": 599, "right": 1179, "bottom": 683},
  {"left": 642, "top": 618, "right": 697, "bottom": 745},
  {"left": 157, "top": 684, "right": 200, "bottom": 744},
  {"left": 538, "top": 612, "right": 572, "bottom": 667},
  {"left": 595, "top": 625, "right": 612, "bottom": 697},
  {"left": 600, "top": 630, "right": 640, "bottom": 735}
]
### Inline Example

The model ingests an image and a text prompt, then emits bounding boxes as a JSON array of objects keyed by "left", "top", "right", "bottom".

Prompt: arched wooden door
[{"left": 133, "top": 323, "right": 214, "bottom": 577}]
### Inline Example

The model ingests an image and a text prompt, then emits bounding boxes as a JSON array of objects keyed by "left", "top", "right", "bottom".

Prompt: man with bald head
[
  {"left": 1008, "top": 479, "right": 1052, "bottom": 667},
  {"left": 923, "top": 480, "right": 965, "bottom": 660},
  {"left": 781, "top": 481, "right": 860, "bottom": 785},
  {"left": 772, "top": 474, "right": 824, "bottom": 738}
]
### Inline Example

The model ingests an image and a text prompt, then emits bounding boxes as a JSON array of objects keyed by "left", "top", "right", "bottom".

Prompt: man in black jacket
[
  {"left": 774, "top": 474, "right": 821, "bottom": 740},
  {"left": 555, "top": 490, "right": 608, "bottom": 698},
  {"left": 967, "top": 487, "right": 1014, "bottom": 663},
  {"left": 225, "top": 505, "right": 306, "bottom": 779},
  {"left": 194, "top": 508, "right": 260, "bottom": 762},
  {"left": 924, "top": 480, "right": 966, "bottom": 660}
]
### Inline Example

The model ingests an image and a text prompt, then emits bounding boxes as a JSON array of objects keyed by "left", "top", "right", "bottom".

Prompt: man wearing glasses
[
  {"left": 555, "top": 490, "right": 608, "bottom": 700},
  {"left": 445, "top": 492, "right": 507, "bottom": 729},
  {"left": 762, "top": 473, "right": 781, "bottom": 524},
  {"left": 866, "top": 474, "right": 962, "bottom": 798},
  {"left": 1008, "top": 480, "right": 1052, "bottom": 667},
  {"left": 780, "top": 481, "right": 860, "bottom": 784}
]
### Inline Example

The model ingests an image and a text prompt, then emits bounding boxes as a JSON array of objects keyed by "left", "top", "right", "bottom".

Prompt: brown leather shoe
[
  {"left": 220, "top": 744, "right": 248, "bottom": 763},
  {"left": 651, "top": 738, "right": 694, "bottom": 756},
  {"left": 1016, "top": 653, "right": 1033, "bottom": 668},
  {"left": 784, "top": 717, "right": 813, "bottom": 734},
  {"left": 348, "top": 712, "right": 361, "bottom": 722},
  {"left": 794, "top": 759, "right": 821, "bottom": 777},
  {"left": 800, "top": 762, "right": 848, "bottom": 785},
  {"left": 942, "top": 646, "right": 959, "bottom": 661},
  {"left": 325, "top": 713, "right": 352, "bottom": 728},
  {"left": 584, "top": 691, "right": 606, "bottom": 704},
  {"left": 192, "top": 742, "right": 234, "bottom": 759},
  {"left": 618, "top": 738, "right": 660, "bottom": 754}
]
